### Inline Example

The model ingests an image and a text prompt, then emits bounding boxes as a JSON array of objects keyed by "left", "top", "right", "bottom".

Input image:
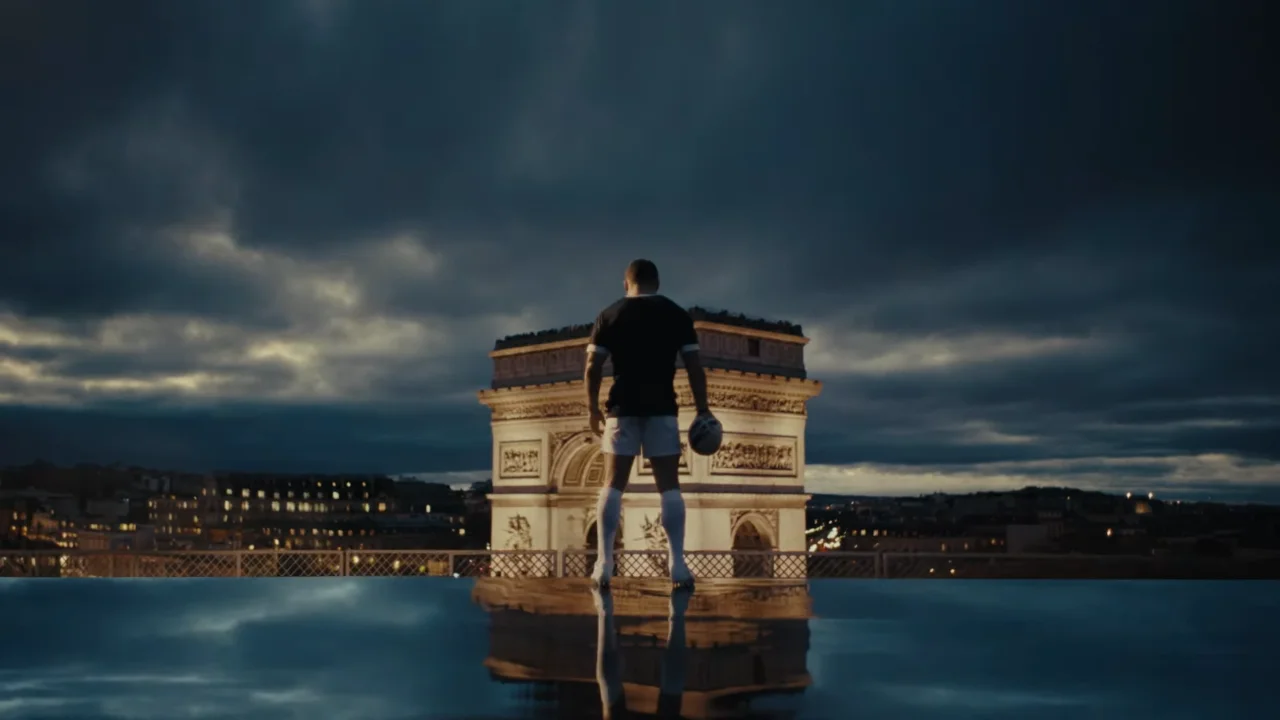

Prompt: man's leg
[
  {"left": 645, "top": 416, "right": 693, "bottom": 586},
  {"left": 593, "top": 587, "right": 625, "bottom": 717},
  {"left": 657, "top": 588, "right": 691, "bottom": 718},
  {"left": 594, "top": 417, "right": 637, "bottom": 587}
]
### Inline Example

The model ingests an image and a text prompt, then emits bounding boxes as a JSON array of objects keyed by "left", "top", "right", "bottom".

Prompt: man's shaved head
[{"left": 625, "top": 259, "right": 660, "bottom": 291}]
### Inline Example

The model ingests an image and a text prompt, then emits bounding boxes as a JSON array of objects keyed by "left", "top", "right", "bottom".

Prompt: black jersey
[{"left": 588, "top": 295, "right": 700, "bottom": 417}]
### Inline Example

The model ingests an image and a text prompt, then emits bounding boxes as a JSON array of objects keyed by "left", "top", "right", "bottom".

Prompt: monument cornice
[
  {"left": 488, "top": 320, "right": 808, "bottom": 360},
  {"left": 489, "top": 336, "right": 587, "bottom": 359},
  {"left": 692, "top": 320, "right": 810, "bottom": 345},
  {"left": 478, "top": 368, "right": 821, "bottom": 411}
]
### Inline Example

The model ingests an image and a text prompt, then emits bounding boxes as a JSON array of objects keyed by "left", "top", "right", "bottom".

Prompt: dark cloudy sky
[
  {"left": 1, "top": 0, "right": 1277, "bottom": 499},
  {"left": 0, "top": 578, "right": 1271, "bottom": 718}
]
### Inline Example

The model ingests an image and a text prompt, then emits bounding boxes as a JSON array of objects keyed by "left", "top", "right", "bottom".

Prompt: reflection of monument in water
[
  {"left": 477, "top": 310, "right": 822, "bottom": 562},
  {"left": 474, "top": 578, "right": 812, "bottom": 718}
]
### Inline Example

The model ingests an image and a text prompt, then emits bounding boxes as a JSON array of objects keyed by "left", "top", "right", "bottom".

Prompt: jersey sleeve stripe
[{"left": 587, "top": 343, "right": 610, "bottom": 357}]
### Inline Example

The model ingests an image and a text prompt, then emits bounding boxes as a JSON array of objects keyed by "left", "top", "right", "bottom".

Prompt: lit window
[
  {"left": 242, "top": 489, "right": 249, "bottom": 498},
  {"left": 223, "top": 501, "right": 232, "bottom": 511},
  {"left": 271, "top": 502, "right": 280, "bottom": 512},
  {"left": 332, "top": 491, "right": 340, "bottom": 500},
  {"left": 378, "top": 503, "right": 387, "bottom": 512},
  {"left": 257, "top": 490, "right": 265, "bottom": 499},
  {"left": 286, "top": 502, "right": 296, "bottom": 512},
  {"left": 362, "top": 503, "right": 370, "bottom": 513}
]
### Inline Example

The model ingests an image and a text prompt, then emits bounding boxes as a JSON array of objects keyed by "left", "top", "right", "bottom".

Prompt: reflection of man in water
[{"left": 594, "top": 587, "right": 691, "bottom": 719}]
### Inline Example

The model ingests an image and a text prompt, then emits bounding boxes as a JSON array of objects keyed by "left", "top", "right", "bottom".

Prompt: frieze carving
[
  {"left": 731, "top": 509, "right": 780, "bottom": 541},
  {"left": 498, "top": 440, "right": 541, "bottom": 479},
  {"left": 639, "top": 442, "right": 690, "bottom": 475},
  {"left": 490, "top": 390, "right": 806, "bottom": 421},
  {"left": 675, "top": 389, "right": 806, "bottom": 415},
  {"left": 491, "top": 401, "right": 589, "bottom": 421},
  {"left": 711, "top": 433, "right": 798, "bottom": 477}
]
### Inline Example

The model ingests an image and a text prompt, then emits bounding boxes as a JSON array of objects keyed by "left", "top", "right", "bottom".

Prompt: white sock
[
  {"left": 595, "top": 487, "right": 623, "bottom": 568},
  {"left": 660, "top": 489, "right": 687, "bottom": 572}
]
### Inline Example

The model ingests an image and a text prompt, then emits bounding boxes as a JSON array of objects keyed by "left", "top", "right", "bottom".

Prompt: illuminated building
[
  {"left": 477, "top": 309, "right": 821, "bottom": 568},
  {"left": 148, "top": 495, "right": 204, "bottom": 543}
]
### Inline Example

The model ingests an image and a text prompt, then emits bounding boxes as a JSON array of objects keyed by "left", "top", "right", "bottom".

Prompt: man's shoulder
[
  {"left": 658, "top": 296, "right": 691, "bottom": 320},
  {"left": 596, "top": 297, "right": 628, "bottom": 320}
]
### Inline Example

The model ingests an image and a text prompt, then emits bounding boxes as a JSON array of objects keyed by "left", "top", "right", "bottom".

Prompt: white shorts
[{"left": 601, "top": 416, "right": 682, "bottom": 458}]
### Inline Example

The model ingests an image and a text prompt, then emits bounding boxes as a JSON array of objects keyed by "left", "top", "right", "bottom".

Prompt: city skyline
[{"left": 1, "top": 1, "right": 1277, "bottom": 502}]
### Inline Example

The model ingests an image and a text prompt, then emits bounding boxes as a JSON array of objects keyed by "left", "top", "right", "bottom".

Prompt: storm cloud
[{"left": 1, "top": 0, "right": 1278, "bottom": 497}]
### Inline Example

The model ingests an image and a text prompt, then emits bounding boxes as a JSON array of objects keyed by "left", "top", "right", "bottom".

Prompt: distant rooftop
[{"left": 493, "top": 306, "right": 804, "bottom": 351}]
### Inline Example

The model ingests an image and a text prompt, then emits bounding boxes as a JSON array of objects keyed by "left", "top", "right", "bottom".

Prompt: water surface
[{"left": 0, "top": 578, "right": 1271, "bottom": 718}]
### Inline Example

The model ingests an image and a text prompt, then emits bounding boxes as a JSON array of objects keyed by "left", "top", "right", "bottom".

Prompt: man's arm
[
  {"left": 683, "top": 350, "right": 710, "bottom": 415},
  {"left": 585, "top": 312, "right": 613, "bottom": 419},
  {"left": 677, "top": 311, "right": 710, "bottom": 414},
  {"left": 585, "top": 346, "right": 607, "bottom": 411}
]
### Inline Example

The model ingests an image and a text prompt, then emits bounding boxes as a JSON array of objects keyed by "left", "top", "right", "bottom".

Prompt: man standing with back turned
[{"left": 585, "top": 259, "right": 713, "bottom": 590}]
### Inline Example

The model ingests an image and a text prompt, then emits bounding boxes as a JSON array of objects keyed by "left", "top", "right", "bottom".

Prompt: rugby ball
[{"left": 687, "top": 413, "right": 723, "bottom": 456}]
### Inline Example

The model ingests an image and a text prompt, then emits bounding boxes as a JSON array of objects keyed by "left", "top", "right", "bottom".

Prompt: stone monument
[{"left": 477, "top": 308, "right": 821, "bottom": 566}]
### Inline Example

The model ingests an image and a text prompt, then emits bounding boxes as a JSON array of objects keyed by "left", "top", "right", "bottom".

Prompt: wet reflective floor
[{"left": 0, "top": 578, "right": 1272, "bottom": 718}]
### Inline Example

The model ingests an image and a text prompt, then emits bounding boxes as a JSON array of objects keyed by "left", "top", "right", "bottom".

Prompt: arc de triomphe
[{"left": 477, "top": 308, "right": 821, "bottom": 559}]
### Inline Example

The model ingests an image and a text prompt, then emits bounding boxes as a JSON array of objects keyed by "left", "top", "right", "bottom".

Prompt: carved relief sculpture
[
  {"left": 550, "top": 430, "right": 591, "bottom": 461},
  {"left": 498, "top": 440, "right": 541, "bottom": 479},
  {"left": 675, "top": 389, "right": 806, "bottom": 415},
  {"left": 505, "top": 515, "right": 534, "bottom": 550},
  {"left": 711, "top": 434, "right": 798, "bottom": 477},
  {"left": 640, "top": 512, "right": 668, "bottom": 573}
]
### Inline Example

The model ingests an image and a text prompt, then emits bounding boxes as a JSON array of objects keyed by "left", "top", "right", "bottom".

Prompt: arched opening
[
  {"left": 585, "top": 521, "right": 623, "bottom": 578},
  {"left": 561, "top": 443, "right": 607, "bottom": 490},
  {"left": 585, "top": 522, "right": 625, "bottom": 551},
  {"left": 732, "top": 518, "right": 774, "bottom": 578}
]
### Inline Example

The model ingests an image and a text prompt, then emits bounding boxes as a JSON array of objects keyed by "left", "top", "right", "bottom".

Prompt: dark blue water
[{"left": 0, "top": 578, "right": 1272, "bottom": 718}]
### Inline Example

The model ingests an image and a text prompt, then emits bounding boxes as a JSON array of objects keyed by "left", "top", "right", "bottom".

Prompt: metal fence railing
[{"left": 0, "top": 549, "right": 1274, "bottom": 579}]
